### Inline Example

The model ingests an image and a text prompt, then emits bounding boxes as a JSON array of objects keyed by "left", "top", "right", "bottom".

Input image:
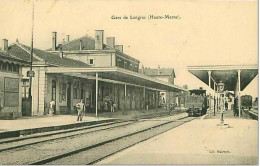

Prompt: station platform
[
  {"left": 97, "top": 109, "right": 258, "bottom": 165},
  {"left": 0, "top": 108, "right": 177, "bottom": 139},
  {"left": 205, "top": 108, "right": 253, "bottom": 119}
]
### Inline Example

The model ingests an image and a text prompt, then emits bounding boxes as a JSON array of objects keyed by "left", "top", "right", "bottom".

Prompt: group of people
[
  {"left": 76, "top": 99, "right": 117, "bottom": 121},
  {"left": 168, "top": 103, "right": 177, "bottom": 115}
]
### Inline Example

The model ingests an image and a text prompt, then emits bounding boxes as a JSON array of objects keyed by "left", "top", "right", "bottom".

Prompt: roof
[
  {"left": 0, "top": 50, "right": 30, "bottom": 65},
  {"left": 45, "top": 66, "right": 188, "bottom": 92},
  {"left": 187, "top": 64, "right": 258, "bottom": 91},
  {"left": 48, "top": 34, "right": 140, "bottom": 63},
  {"left": 56, "top": 35, "right": 95, "bottom": 51},
  {"left": 138, "top": 68, "right": 176, "bottom": 78},
  {"left": 8, "top": 42, "right": 90, "bottom": 68}
]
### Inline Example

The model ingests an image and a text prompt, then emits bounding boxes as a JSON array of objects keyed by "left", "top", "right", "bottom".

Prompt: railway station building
[{"left": 2, "top": 30, "right": 187, "bottom": 118}]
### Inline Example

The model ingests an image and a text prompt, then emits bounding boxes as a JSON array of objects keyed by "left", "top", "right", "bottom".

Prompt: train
[
  {"left": 183, "top": 88, "right": 208, "bottom": 117},
  {"left": 241, "top": 95, "right": 253, "bottom": 110}
]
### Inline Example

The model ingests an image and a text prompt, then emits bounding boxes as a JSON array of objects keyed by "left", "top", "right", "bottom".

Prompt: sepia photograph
[{"left": 0, "top": 0, "right": 258, "bottom": 165}]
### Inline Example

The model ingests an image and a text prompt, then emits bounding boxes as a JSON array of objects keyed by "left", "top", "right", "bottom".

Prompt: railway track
[{"left": 0, "top": 114, "right": 195, "bottom": 165}]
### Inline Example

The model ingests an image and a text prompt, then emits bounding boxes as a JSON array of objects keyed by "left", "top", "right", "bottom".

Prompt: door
[
  {"left": 51, "top": 80, "right": 56, "bottom": 114},
  {"left": 21, "top": 79, "right": 31, "bottom": 116},
  {"left": 67, "top": 83, "right": 71, "bottom": 111}
]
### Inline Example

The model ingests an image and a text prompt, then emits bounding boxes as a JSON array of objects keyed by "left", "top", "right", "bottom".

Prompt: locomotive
[
  {"left": 183, "top": 88, "right": 208, "bottom": 117},
  {"left": 241, "top": 95, "right": 253, "bottom": 110}
]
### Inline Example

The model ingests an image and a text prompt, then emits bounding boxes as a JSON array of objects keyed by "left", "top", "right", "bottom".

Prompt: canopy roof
[
  {"left": 187, "top": 64, "right": 258, "bottom": 91},
  {"left": 45, "top": 67, "right": 187, "bottom": 92}
]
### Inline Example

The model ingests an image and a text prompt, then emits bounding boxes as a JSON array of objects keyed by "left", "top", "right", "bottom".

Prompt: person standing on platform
[
  {"left": 76, "top": 99, "right": 85, "bottom": 121},
  {"left": 48, "top": 100, "right": 55, "bottom": 116},
  {"left": 111, "top": 99, "right": 115, "bottom": 113},
  {"left": 225, "top": 101, "right": 228, "bottom": 111}
]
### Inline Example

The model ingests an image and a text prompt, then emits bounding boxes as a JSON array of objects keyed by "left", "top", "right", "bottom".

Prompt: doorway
[
  {"left": 51, "top": 80, "right": 56, "bottom": 114},
  {"left": 67, "top": 83, "right": 71, "bottom": 112}
]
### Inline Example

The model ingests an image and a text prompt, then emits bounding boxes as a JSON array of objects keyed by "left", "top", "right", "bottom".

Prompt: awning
[
  {"left": 46, "top": 67, "right": 187, "bottom": 92},
  {"left": 187, "top": 64, "right": 258, "bottom": 91}
]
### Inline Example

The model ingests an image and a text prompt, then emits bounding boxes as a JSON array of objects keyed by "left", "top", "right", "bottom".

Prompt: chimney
[
  {"left": 58, "top": 44, "right": 63, "bottom": 58},
  {"left": 95, "top": 30, "right": 104, "bottom": 50},
  {"left": 2, "top": 39, "right": 8, "bottom": 52},
  {"left": 66, "top": 35, "right": 70, "bottom": 42},
  {"left": 106, "top": 37, "right": 115, "bottom": 49},
  {"left": 79, "top": 40, "right": 82, "bottom": 50},
  {"left": 157, "top": 65, "right": 160, "bottom": 75},
  {"left": 52, "top": 32, "right": 57, "bottom": 51},
  {"left": 115, "top": 45, "right": 123, "bottom": 53},
  {"left": 141, "top": 65, "right": 145, "bottom": 74}
]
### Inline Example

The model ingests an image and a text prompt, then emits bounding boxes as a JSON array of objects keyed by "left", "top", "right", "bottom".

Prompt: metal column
[
  {"left": 124, "top": 84, "right": 127, "bottom": 100},
  {"left": 95, "top": 73, "right": 98, "bottom": 117},
  {"left": 238, "top": 69, "right": 241, "bottom": 117},
  {"left": 143, "top": 86, "right": 146, "bottom": 111},
  {"left": 208, "top": 70, "right": 211, "bottom": 89}
]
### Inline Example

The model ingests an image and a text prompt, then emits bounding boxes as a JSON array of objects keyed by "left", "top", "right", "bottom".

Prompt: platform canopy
[
  {"left": 187, "top": 64, "right": 258, "bottom": 91},
  {"left": 46, "top": 66, "right": 187, "bottom": 92}
]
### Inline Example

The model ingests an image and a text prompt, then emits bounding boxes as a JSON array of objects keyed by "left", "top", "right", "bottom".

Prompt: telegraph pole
[{"left": 27, "top": 0, "right": 35, "bottom": 116}]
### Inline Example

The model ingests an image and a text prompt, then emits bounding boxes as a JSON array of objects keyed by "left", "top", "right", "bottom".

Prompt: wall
[
  {"left": 0, "top": 70, "right": 22, "bottom": 119},
  {"left": 66, "top": 53, "right": 113, "bottom": 67},
  {"left": 115, "top": 56, "right": 139, "bottom": 72},
  {"left": 152, "top": 76, "right": 170, "bottom": 83},
  {"left": 45, "top": 74, "right": 95, "bottom": 115},
  {"left": 22, "top": 67, "right": 47, "bottom": 116}
]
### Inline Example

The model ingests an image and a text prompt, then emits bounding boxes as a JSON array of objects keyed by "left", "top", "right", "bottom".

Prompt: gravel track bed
[
  {"left": 0, "top": 121, "right": 117, "bottom": 144},
  {"left": 48, "top": 121, "right": 187, "bottom": 165},
  {"left": 0, "top": 118, "right": 179, "bottom": 165},
  {"left": 0, "top": 122, "right": 132, "bottom": 151}
]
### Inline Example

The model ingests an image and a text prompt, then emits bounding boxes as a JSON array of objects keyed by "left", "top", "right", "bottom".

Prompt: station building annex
[{"left": 0, "top": 30, "right": 187, "bottom": 118}]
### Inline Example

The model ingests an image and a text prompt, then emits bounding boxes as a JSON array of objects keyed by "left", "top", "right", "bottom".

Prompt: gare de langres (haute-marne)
[{"left": 0, "top": 30, "right": 188, "bottom": 119}]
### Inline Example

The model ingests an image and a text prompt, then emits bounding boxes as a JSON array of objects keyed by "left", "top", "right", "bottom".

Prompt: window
[
  {"left": 59, "top": 83, "right": 67, "bottom": 102},
  {"left": 81, "top": 84, "right": 85, "bottom": 99},
  {"left": 117, "top": 59, "right": 122, "bottom": 68},
  {"left": 2, "top": 63, "right": 7, "bottom": 71},
  {"left": 22, "top": 79, "right": 29, "bottom": 98},
  {"left": 73, "top": 81, "right": 79, "bottom": 99},
  {"left": 89, "top": 58, "right": 94, "bottom": 65},
  {"left": 13, "top": 65, "right": 19, "bottom": 74},
  {"left": 124, "top": 62, "right": 127, "bottom": 69},
  {"left": 8, "top": 64, "right": 12, "bottom": 72},
  {"left": 0, "top": 62, "right": 20, "bottom": 74},
  {"left": 52, "top": 80, "right": 56, "bottom": 101},
  {"left": 4, "top": 78, "right": 19, "bottom": 107}
]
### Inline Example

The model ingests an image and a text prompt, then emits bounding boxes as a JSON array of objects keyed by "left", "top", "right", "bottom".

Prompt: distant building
[
  {"left": 48, "top": 30, "right": 140, "bottom": 72},
  {"left": 139, "top": 66, "right": 178, "bottom": 106},
  {"left": 138, "top": 66, "right": 175, "bottom": 84}
]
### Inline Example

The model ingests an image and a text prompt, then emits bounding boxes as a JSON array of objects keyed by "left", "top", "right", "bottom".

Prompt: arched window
[
  {"left": 8, "top": 63, "right": 13, "bottom": 72},
  {"left": 13, "top": 64, "right": 19, "bottom": 74},
  {"left": 2, "top": 62, "right": 7, "bottom": 71}
]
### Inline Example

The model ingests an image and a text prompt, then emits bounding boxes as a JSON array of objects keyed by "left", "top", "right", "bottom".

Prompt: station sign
[{"left": 27, "top": 71, "right": 35, "bottom": 77}]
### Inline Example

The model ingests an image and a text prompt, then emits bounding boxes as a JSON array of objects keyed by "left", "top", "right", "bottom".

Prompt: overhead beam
[
  {"left": 46, "top": 66, "right": 187, "bottom": 92},
  {"left": 187, "top": 64, "right": 257, "bottom": 71}
]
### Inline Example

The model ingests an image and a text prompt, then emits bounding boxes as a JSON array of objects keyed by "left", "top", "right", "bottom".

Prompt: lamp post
[
  {"left": 217, "top": 81, "right": 225, "bottom": 124},
  {"left": 27, "top": 0, "right": 35, "bottom": 116}
]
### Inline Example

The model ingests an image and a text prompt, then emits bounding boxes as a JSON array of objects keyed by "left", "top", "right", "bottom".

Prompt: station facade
[{"left": 1, "top": 30, "right": 186, "bottom": 118}]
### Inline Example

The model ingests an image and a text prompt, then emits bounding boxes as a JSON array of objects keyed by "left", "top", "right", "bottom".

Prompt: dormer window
[{"left": 89, "top": 58, "right": 94, "bottom": 65}]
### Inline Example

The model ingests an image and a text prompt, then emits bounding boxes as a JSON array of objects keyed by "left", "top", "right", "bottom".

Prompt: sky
[{"left": 0, "top": 0, "right": 258, "bottom": 97}]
